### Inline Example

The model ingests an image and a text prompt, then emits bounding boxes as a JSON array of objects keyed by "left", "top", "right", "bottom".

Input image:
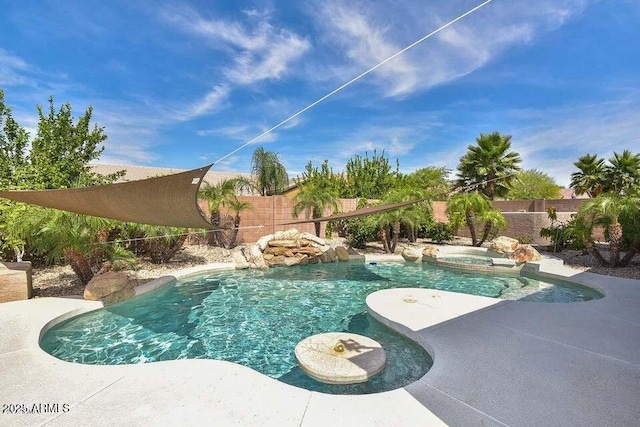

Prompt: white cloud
[
  {"left": 309, "top": 0, "right": 592, "bottom": 97},
  {"left": 0, "top": 48, "right": 32, "bottom": 87},
  {"left": 176, "top": 85, "right": 230, "bottom": 121},
  {"left": 159, "top": 5, "right": 310, "bottom": 86}
]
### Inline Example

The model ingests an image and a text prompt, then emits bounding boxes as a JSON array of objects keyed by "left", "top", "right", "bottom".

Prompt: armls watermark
[{"left": 2, "top": 403, "right": 70, "bottom": 415}]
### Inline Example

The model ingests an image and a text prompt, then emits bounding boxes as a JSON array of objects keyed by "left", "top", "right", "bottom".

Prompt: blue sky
[{"left": 1, "top": 0, "right": 639, "bottom": 187}]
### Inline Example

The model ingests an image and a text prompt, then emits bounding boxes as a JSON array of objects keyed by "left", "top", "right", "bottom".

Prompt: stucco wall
[
  {"left": 201, "top": 197, "right": 592, "bottom": 244},
  {"left": 212, "top": 196, "right": 359, "bottom": 243}
]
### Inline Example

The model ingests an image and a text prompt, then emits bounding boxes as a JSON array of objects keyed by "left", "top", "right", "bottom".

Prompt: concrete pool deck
[{"left": 1, "top": 257, "right": 639, "bottom": 426}]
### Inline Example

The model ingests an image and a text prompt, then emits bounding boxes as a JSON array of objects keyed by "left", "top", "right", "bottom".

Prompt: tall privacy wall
[
  {"left": 209, "top": 196, "right": 589, "bottom": 244},
  {"left": 435, "top": 198, "right": 600, "bottom": 244},
  {"left": 217, "top": 196, "right": 359, "bottom": 243}
]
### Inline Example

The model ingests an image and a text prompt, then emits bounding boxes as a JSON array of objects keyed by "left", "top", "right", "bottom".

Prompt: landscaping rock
[
  {"left": 232, "top": 249, "right": 250, "bottom": 270},
  {"left": 291, "top": 247, "right": 322, "bottom": 257},
  {"left": 299, "top": 232, "right": 326, "bottom": 246},
  {"left": 266, "top": 255, "right": 287, "bottom": 267},
  {"left": 256, "top": 234, "right": 274, "bottom": 251},
  {"left": 490, "top": 236, "right": 519, "bottom": 254},
  {"left": 273, "top": 229, "right": 300, "bottom": 240},
  {"left": 0, "top": 262, "right": 33, "bottom": 303},
  {"left": 319, "top": 247, "right": 337, "bottom": 263},
  {"left": 422, "top": 245, "right": 439, "bottom": 258},
  {"left": 264, "top": 246, "right": 292, "bottom": 256},
  {"left": 248, "top": 245, "right": 268, "bottom": 269},
  {"left": 284, "top": 256, "right": 307, "bottom": 267},
  {"left": 509, "top": 245, "right": 542, "bottom": 264},
  {"left": 402, "top": 247, "right": 423, "bottom": 262},
  {"left": 268, "top": 239, "right": 312, "bottom": 248},
  {"left": 84, "top": 271, "right": 133, "bottom": 303},
  {"left": 335, "top": 246, "right": 350, "bottom": 262}
]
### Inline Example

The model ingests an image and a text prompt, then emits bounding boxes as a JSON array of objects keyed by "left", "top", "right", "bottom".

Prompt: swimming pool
[{"left": 40, "top": 261, "right": 602, "bottom": 394}]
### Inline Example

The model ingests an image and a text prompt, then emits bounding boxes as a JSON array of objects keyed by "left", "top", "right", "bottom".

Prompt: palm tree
[
  {"left": 446, "top": 192, "right": 503, "bottom": 247},
  {"left": 292, "top": 183, "right": 341, "bottom": 237},
  {"left": 199, "top": 179, "right": 238, "bottom": 226},
  {"left": 570, "top": 153, "right": 606, "bottom": 197},
  {"left": 456, "top": 131, "right": 522, "bottom": 200},
  {"left": 226, "top": 196, "right": 253, "bottom": 247},
  {"left": 26, "top": 208, "right": 114, "bottom": 284},
  {"left": 476, "top": 209, "right": 508, "bottom": 247},
  {"left": 580, "top": 193, "right": 640, "bottom": 267},
  {"left": 251, "top": 147, "right": 289, "bottom": 196},
  {"left": 604, "top": 150, "right": 640, "bottom": 195}
]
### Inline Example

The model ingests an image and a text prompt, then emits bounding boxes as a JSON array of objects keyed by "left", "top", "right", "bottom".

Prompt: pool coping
[{"left": 1, "top": 248, "right": 639, "bottom": 426}]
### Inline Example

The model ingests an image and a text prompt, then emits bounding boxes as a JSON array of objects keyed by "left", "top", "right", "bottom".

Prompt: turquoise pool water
[
  {"left": 437, "top": 255, "right": 493, "bottom": 266},
  {"left": 40, "top": 262, "right": 602, "bottom": 394}
]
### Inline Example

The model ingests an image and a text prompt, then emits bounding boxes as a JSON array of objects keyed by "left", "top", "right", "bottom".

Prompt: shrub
[
  {"left": 344, "top": 217, "right": 379, "bottom": 248},
  {"left": 540, "top": 214, "right": 585, "bottom": 252},
  {"left": 423, "top": 222, "right": 453, "bottom": 244},
  {"left": 516, "top": 236, "right": 533, "bottom": 244}
]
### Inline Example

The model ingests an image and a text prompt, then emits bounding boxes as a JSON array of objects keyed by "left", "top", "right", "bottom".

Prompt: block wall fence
[{"left": 204, "top": 197, "right": 591, "bottom": 244}]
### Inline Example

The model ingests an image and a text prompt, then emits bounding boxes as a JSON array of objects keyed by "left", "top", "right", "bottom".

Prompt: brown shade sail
[
  {"left": 278, "top": 198, "right": 428, "bottom": 225},
  {"left": 0, "top": 165, "right": 217, "bottom": 229}
]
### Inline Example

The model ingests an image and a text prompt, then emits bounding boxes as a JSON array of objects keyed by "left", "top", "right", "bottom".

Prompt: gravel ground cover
[{"left": 32, "top": 238, "right": 639, "bottom": 297}]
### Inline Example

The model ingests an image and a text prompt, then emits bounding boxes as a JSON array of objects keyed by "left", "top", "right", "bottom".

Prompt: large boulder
[
  {"left": 232, "top": 248, "right": 250, "bottom": 270},
  {"left": 509, "top": 245, "right": 542, "bottom": 264},
  {"left": 264, "top": 246, "right": 293, "bottom": 256},
  {"left": 291, "top": 247, "right": 322, "bottom": 257},
  {"left": 284, "top": 255, "right": 309, "bottom": 267},
  {"left": 0, "top": 262, "right": 33, "bottom": 303},
  {"left": 265, "top": 255, "right": 287, "bottom": 267},
  {"left": 422, "top": 245, "right": 439, "bottom": 258},
  {"left": 84, "top": 271, "right": 133, "bottom": 304},
  {"left": 268, "top": 239, "right": 312, "bottom": 248},
  {"left": 299, "top": 232, "right": 326, "bottom": 246},
  {"left": 248, "top": 245, "right": 268, "bottom": 269},
  {"left": 256, "top": 234, "right": 274, "bottom": 251},
  {"left": 334, "top": 246, "right": 350, "bottom": 262},
  {"left": 489, "top": 236, "right": 519, "bottom": 254},
  {"left": 402, "top": 247, "right": 423, "bottom": 262},
  {"left": 319, "top": 247, "right": 337, "bottom": 263},
  {"left": 273, "top": 229, "right": 300, "bottom": 240}
]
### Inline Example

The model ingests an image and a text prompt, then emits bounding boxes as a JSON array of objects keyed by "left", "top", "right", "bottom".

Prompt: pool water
[
  {"left": 437, "top": 255, "right": 493, "bottom": 266},
  {"left": 41, "top": 262, "right": 601, "bottom": 394}
]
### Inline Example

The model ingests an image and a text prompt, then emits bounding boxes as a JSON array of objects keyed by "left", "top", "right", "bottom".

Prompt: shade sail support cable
[{"left": 212, "top": 0, "right": 493, "bottom": 166}]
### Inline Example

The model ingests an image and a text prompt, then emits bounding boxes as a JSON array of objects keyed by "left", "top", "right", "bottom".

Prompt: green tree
[
  {"left": 578, "top": 193, "right": 640, "bottom": 267},
  {"left": 341, "top": 150, "right": 397, "bottom": 199},
  {"left": 24, "top": 208, "right": 116, "bottom": 284},
  {"left": 200, "top": 179, "right": 240, "bottom": 226},
  {"left": 373, "top": 187, "right": 432, "bottom": 252},
  {"left": 507, "top": 169, "right": 562, "bottom": 200},
  {"left": 251, "top": 147, "right": 289, "bottom": 196},
  {"left": 570, "top": 153, "right": 606, "bottom": 197},
  {"left": 226, "top": 197, "right": 253, "bottom": 247},
  {"left": 292, "top": 160, "right": 343, "bottom": 237},
  {"left": 29, "top": 96, "right": 121, "bottom": 189},
  {"left": 0, "top": 90, "right": 29, "bottom": 188},
  {"left": 397, "top": 166, "right": 450, "bottom": 200},
  {"left": 293, "top": 183, "right": 341, "bottom": 237},
  {"left": 446, "top": 192, "right": 506, "bottom": 246},
  {"left": 604, "top": 150, "right": 640, "bottom": 195},
  {"left": 455, "top": 131, "right": 522, "bottom": 200},
  {"left": 199, "top": 178, "right": 252, "bottom": 247}
]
